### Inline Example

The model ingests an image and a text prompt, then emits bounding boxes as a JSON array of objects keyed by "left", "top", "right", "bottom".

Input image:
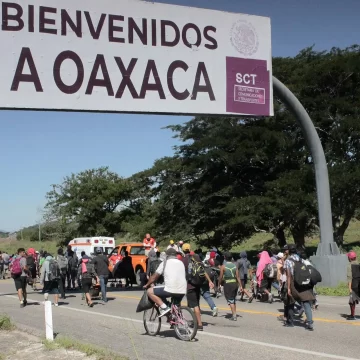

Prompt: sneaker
[
  {"left": 159, "top": 307, "right": 171, "bottom": 317},
  {"left": 347, "top": 315, "right": 356, "bottom": 321},
  {"left": 212, "top": 307, "right": 218, "bottom": 317},
  {"left": 23, "top": 300, "right": 27, "bottom": 306},
  {"left": 284, "top": 322, "right": 294, "bottom": 327},
  {"left": 20, "top": 302, "right": 25, "bottom": 308},
  {"left": 268, "top": 294, "right": 273, "bottom": 304},
  {"left": 198, "top": 325, "right": 204, "bottom": 331},
  {"left": 54, "top": 303, "right": 59, "bottom": 307},
  {"left": 248, "top": 295, "right": 254, "bottom": 303},
  {"left": 306, "top": 322, "right": 314, "bottom": 331},
  {"left": 231, "top": 316, "right": 237, "bottom": 321}
]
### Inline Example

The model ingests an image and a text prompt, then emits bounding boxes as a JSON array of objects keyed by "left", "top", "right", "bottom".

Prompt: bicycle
[{"left": 143, "top": 297, "right": 198, "bottom": 341}]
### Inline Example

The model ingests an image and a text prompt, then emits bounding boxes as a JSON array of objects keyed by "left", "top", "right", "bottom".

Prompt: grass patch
[
  {"left": 0, "top": 315, "right": 15, "bottom": 331},
  {"left": 43, "top": 336, "right": 128, "bottom": 360},
  {"left": 316, "top": 282, "right": 349, "bottom": 297}
]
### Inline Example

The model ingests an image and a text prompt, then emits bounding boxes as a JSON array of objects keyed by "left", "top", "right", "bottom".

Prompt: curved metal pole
[{"left": 272, "top": 76, "right": 339, "bottom": 256}]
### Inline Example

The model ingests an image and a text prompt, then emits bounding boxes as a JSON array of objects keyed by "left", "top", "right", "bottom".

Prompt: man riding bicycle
[{"left": 144, "top": 248, "right": 187, "bottom": 317}]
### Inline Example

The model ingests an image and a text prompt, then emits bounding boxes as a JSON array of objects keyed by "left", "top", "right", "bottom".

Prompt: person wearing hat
[
  {"left": 167, "top": 240, "right": 180, "bottom": 253},
  {"left": 144, "top": 247, "right": 187, "bottom": 317},
  {"left": 347, "top": 251, "right": 360, "bottom": 320}
]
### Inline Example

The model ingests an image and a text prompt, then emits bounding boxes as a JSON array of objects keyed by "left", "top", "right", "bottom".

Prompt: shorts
[
  {"left": 186, "top": 287, "right": 201, "bottom": 308},
  {"left": 153, "top": 286, "right": 184, "bottom": 302},
  {"left": 224, "top": 282, "right": 238, "bottom": 304},
  {"left": 240, "top": 275, "right": 248, "bottom": 288},
  {"left": 14, "top": 276, "right": 27, "bottom": 292},
  {"left": 43, "top": 281, "right": 59, "bottom": 294},
  {"left": 82, "top": 278, "right": 93, "bottom": 293},
  {"left": 259, "top": 277, "right": 273, "bottom": 292}
]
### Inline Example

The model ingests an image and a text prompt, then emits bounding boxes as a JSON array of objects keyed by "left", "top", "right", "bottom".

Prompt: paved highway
[{"left": 0, "top": 280, "right": 359, "bottom": 360}]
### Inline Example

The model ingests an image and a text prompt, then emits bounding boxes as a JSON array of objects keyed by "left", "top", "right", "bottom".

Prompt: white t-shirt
[
  {"left": 156, "top": 258, "right": 187, "bottom": 294},
  {"left": 166, "top": 244, "right": 179, "bottom": 252}
]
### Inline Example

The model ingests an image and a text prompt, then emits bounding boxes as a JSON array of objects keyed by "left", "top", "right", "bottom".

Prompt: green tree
[
  {"left": 282, "top": 45, "right": 360, "bottom": 245},
  {"left": 45, "top": 167, "right": 132, "bottom": 237}
]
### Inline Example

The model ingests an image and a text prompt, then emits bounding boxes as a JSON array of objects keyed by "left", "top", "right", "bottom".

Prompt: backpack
[
  {"left": 188, "top": 256, "right": 206, "bottom": 286},
  {"left": 11, "top": 258, "right": 22, "bottom": 276},
  {"left": 150, "top": 259, "right": 164, "bottom": 283},
  {"left": 309, "top": 265, "right": 322, "bottom": 286},
  {"left": 150, "top": 259, "right": 162, "bottom": 276},
  {"left": 293, "top": 260, "right": 312, "bottom": 289},
  {"left": 205, "top": 266, "right": 217, "bottom": 282},
  {"left": 68, "top": 254, "right": 78, "bottom": 270},
  {"left": 264, "top": 263, "right": 277, "bottom": 279},
  {"left": 48, "top": 259, "right": 61, "bottom": 281},
  {"left": 26, "top": 256, "right": 35, "bottom": 270},
  {"left": 57, "top": 255, "right": 68, "bottom": 272}
]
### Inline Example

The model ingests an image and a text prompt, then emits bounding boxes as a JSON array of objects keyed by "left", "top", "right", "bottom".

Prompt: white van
[{"left": 68, "top": 237, "right": 115, "bottom": 259}]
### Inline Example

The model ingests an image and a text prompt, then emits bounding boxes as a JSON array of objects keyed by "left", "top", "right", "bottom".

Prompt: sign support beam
[{"left": 272, "top": 76, "right": 348, "bottom": 287}]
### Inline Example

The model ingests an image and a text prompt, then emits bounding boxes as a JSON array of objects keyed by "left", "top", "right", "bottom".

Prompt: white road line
[{"left": 2, "top": 294, "right": 359, "bottom": 360}]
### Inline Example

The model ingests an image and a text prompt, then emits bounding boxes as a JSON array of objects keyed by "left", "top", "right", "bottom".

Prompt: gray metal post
[{"left": 272, "top": 76, "right": 348, "bottom": 287}]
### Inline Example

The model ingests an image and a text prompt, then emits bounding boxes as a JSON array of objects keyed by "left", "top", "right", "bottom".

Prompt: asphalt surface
[{"left": 1, "top": 279, "right": 359, "bottom": 360}]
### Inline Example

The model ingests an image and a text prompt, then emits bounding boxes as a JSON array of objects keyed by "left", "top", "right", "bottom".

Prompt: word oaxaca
[{"left": 0, "top": 1, "right": 273, "bottom": 116}]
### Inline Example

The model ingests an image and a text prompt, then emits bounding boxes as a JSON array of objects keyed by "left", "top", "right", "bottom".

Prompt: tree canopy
[{"left": 41, "top": 45, "right": 360, "bottom": 249}]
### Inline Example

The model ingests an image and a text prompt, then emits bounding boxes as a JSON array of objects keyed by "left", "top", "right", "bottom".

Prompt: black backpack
[
  {"left": 309, "top": 265, "right": 322, "bottom": 286},
  {"left": 150, "top": 259, "right": 162, "bottom": 276},
  {"left": 150, "top": 259, "right": 163, "bottom": 283},
  {"left": 188, "top": 256, "right": 206, "bottom": 286},
  {"left": 205, "top": 266, "right": 217, "bottom": 282},
  {"left": 293, "top": 260, "right": 322, "bottom": 290},
  {"left": 26, "top": 256, "right": 35, "bottom": 269},
  {"left": 68, "top": 254, "right": 78, "bottom": 270}
]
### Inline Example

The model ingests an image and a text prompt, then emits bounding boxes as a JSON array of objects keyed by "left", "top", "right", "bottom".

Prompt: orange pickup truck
[{"left": 108, "top": 243, "right": 148, "bottom": 285}]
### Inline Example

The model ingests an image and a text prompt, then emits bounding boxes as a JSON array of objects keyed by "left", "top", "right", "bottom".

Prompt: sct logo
[{"left": 236, "top": 73, "right": 257, "bottom": 86}]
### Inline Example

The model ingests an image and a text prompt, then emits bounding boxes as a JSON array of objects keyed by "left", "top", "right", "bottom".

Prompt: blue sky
[{"left": 1, "top": 0, "right": 359, "bottom": 231}]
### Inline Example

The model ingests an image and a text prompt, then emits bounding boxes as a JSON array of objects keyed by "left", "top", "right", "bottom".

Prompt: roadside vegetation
[
  {"left": 0, "top": 315, "right": 15, "bottom": 331},
  {"left": 43, "top": 336, "right": 129, "bottom": 360}
]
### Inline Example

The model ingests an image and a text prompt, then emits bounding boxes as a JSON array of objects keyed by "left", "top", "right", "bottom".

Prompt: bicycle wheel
[
  {"left": 173, "top": 306, "right": 198, "bottom": 341},
  {"left": 143, "top": 306, "right": 161, "bottom": 336}
]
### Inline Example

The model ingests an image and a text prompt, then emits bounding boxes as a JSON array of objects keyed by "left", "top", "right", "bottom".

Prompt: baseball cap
[
  {"left": 182, "top": 243, "right": 191, "bottom": 251},
  {"left": 179, "top": 241, "right": 184, "bottom": 245},
  {"left": 169, "top": 240, "right": 174, "bottom": 245},
  {"left": 347, "top": 251, "right": 357, "bottom": 261},
  {"left": 276, "top": 252, "right": 284, "bottom": 259}
]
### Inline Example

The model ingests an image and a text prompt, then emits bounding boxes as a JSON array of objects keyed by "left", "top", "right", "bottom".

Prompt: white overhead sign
[{"left": 0, "top": 0, "right": 273, "bottom": 116}]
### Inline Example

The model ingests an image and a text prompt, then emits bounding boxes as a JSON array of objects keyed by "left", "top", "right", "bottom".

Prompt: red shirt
[{"left": 143, "top": 238, "right": 156, "bottom": 248}]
